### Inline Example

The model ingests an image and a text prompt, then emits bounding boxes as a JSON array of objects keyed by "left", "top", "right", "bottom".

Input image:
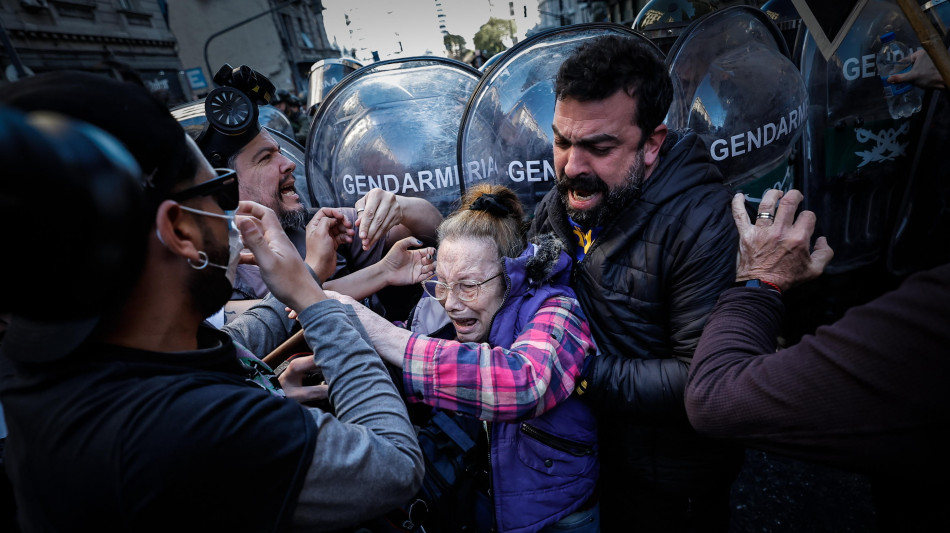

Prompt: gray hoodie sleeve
[
  {"left": 220, "top": 293, "right": 297, "bottom": 357},
  {"left": 290, "top": 299, "right": 424, "bottom": 531}
]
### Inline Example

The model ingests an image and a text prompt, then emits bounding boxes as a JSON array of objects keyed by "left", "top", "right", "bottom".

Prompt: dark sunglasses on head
[{"left": 168, "top": 168, "right": 239, "bottom": 211}]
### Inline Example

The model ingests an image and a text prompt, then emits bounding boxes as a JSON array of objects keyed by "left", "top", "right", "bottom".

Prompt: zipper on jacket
[
  {"left": 484, "top": 420, "right": 498, "bottom": 532},
  {"left": 520, "top": 423, "right": 594, "bottom": 457},
  {"left": 485, "top": 260, "right": 512, "bottom": 341}
]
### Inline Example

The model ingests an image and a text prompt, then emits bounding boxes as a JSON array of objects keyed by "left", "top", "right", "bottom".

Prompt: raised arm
[
  {"left": 354, "top": 188, "right": 443, "bottom": 251},
  {"left": 289, "top": 301, "right": 423, "bottom": 530},
  {"left": 323, "top": 236, "right": 435, "bottom": 301},
  {"left": 235, "top": 201, "right": 423, "bottom": 529}
]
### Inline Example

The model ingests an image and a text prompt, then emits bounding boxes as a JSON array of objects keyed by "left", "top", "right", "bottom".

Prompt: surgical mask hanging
[{"left": 178, "top": 204, "right": 243, "bottom": 287}]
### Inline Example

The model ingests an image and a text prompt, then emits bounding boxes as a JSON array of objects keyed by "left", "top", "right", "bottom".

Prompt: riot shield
[
  {"left": 762, "top": 0, "right": 799, "bottom": 23},
  {"left": 169, "top": 99, "right": 206, "bottom": 141},
  {"left": 305, "top": 57, "right": 481, "bottom": 216},
  {"left": 666, "top": 5, "right": 806, "bottom": 203},
  {"left": 797, "top": 0, "right": 925, "bottom": 273},
  {"left": 307, "top": 58, "right": 363, "bottom": 116},
  {"left": 258, "top": 105, "right": 295, "bottom": 138},
  {"left": 479, "top": 51, "right": 504, "bottom": 74},
  {"left": 761, "top": 0, "right": 805, "bottom": 52},
  {"left": 922, "top": 0, "right": 950, "bottom": 36},
  {"left": 457, "top": 23, "right": 660, "bottom": 219},
  {"left": 632, "top": 0, "right": 716, "bottom": 54}
]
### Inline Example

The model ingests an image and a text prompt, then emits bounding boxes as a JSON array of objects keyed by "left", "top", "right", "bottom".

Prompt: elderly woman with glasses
[{"left": 329, "top": 184, "right": 599, "bottom": 533}]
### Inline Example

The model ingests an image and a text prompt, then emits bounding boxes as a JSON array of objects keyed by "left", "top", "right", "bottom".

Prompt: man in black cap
[
  {"left": 0, "top": 73, "right": 422, "bottom": 531},
  {"left": 187, "top": 64, "right": 442, "bottom": 323}
]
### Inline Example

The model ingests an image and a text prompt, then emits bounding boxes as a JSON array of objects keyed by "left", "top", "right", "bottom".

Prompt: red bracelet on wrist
[{"left": 733, "top": 279, "right": 782, "bottom": 295}]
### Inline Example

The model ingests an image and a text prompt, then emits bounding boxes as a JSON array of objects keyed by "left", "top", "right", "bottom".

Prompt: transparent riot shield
[
  {"left": 305, "top": 57, "right": 481, "bottom": 216},
  {"left": 761, "top": 0, "right": 799, "bottom": 23},
  {"left": 307, "top": 58, "right": 363, "bottom": 116},
  {"left": 457, "top": 23, "right": 660, "bottom": 219},
  {"left": 169, "top": 99, "right": 206, "bottom": 141},
  {"left": 479, "top": 51, "right": 504, "bottom": 74},
  {"left": 258, "top": 105, "right": 295, "bottom": 139},
  {"left": 632, "top": 0, "right": 716, "bottom": 54},
  {"left": 922, "top": 0, "right": 950, "bottom": 36},
  {"left": 797, "top": 0, "right": 924, "bottom": 274},
  {"left": 666, "top": 5, "right": 805, "bottom": 205},
  {"left": 761, "top": 0, "right": 804, "bottom": 52}
]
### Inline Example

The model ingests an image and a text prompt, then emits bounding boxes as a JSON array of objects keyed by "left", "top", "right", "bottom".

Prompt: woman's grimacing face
[{"left": 434, "top": 237, "right": 506, "bottom": 343}]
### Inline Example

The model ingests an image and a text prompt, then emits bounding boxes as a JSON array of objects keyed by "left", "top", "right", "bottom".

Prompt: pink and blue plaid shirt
[{"left": 402, "top": 295, "right": 596, "bottom": 422}]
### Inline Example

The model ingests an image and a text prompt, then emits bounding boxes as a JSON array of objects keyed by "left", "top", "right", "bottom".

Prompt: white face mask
[{"left": 177, "top": 205, "right": 242, "bottom": 287}]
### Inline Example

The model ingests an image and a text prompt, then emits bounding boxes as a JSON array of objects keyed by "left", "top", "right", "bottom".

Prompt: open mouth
[
  {"left": 452, "top": 318, "right": 477, "bottom": 331},
  {"left": 568, "top": 188, "right": 602, "bottom": 209},
  {"left": 279, "top": 180, "right": 299, "bottom": 201}
]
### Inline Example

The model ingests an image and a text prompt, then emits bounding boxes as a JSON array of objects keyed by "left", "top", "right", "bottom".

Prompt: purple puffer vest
[{"left": 487, "top": 237, "right": 599, "bottom": 533}]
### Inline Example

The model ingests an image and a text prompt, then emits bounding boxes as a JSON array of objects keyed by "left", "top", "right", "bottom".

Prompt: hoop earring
[{"left": 188, "top": 251, "right": 210, "bottom": 270}]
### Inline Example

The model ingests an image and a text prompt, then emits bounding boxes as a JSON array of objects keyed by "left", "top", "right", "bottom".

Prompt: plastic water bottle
[{"left": 875, "top": 32, "right": 923, "bottom": 119}]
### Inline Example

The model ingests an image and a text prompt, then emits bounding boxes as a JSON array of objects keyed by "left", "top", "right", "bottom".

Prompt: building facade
[
  {"left": 168, "top": 0, "right": 337, "bottom": 100},
  {"left": 0, "top": 0, "right": 185, "bottom": 104}
]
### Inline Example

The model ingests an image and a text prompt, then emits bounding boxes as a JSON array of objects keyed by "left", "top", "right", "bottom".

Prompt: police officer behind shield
[
  {"left": 528, "top": 34, "right": 742, "bottom": 532},
  {"left": 284, "top": 92, "right": 310, "bottom": 144}
]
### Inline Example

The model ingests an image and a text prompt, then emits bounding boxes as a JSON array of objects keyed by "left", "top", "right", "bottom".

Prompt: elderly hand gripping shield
[{"left": 733, "top": 189, "right": 835, "bottom": 291}]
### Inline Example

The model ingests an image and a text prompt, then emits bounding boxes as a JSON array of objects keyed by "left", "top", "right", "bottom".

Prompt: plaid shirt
[{"left": 403, "top": 295, "right": 596, "bottom": 422}]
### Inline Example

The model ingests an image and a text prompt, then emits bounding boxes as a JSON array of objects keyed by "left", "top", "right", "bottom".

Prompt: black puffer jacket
[{"left": 529, "top": 130, "right": 741, "bottom": 495}]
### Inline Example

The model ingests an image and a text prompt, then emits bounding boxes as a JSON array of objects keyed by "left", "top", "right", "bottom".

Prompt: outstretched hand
[
  {"left": 236, "top": 200, "right": 325, "bottom": 312},
  {"left": 311, "top": 207, "right": 355, "bottom": 244},
  {"left": 304, "top": 208, "right": 353, "bottom": 282},
  {"left": 381, "top": 236, "right": 436, "bottom": 286},
  {"left": 354, "top": 188, "right": 403, "bottom": 251},
  {"left": 732, "top": 189, "right": 834, "bottom": 291}
]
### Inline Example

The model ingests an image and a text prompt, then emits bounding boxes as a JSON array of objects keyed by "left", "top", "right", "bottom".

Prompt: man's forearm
[
  {"left": 291, "top": 299, "right": 423, "bottom": 529},
  {"left": 222, "top": 294, "right": 296, "bottom": 356},
  {"left": 585, "top": 352, "right": 691, "bottom": 420},
  {"left": 223, "top": 298, "right": 261, "bottom": 325},
  {"left": 684, "top": 287, "right": 784, "bottom": 435}
]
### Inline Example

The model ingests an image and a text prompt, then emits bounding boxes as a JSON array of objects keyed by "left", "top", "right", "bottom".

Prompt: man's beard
[
  {"left": 189, "top": 223, "right": 233, "bottom": 320},
  {"left": 276, "top": 202, "right": 308, "bottom": 231},
  {"left": 556, "top": 148, "right": 646, "bottom": 228}
]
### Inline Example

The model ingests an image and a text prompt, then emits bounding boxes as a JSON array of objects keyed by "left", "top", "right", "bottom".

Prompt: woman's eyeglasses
[
  {"left": 168, "top": 168, "right": 239, "bottom": 211},
  {"left": 421, "top": 272, "right": 502, "bottom": 302}
]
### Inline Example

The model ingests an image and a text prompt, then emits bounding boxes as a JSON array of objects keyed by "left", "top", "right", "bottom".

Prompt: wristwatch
[{"left": 732, "top": 279, "right": 782, "bottom": 295}]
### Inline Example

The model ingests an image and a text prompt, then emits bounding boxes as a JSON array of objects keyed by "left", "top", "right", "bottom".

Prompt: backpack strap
[{"left": 430, "top": 411, "right": 476, "bottom": 453}]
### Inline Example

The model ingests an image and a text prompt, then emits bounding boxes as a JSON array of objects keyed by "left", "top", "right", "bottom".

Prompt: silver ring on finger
[{"left": 757, "top": 212, "right": 775, "bottom": 224}]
